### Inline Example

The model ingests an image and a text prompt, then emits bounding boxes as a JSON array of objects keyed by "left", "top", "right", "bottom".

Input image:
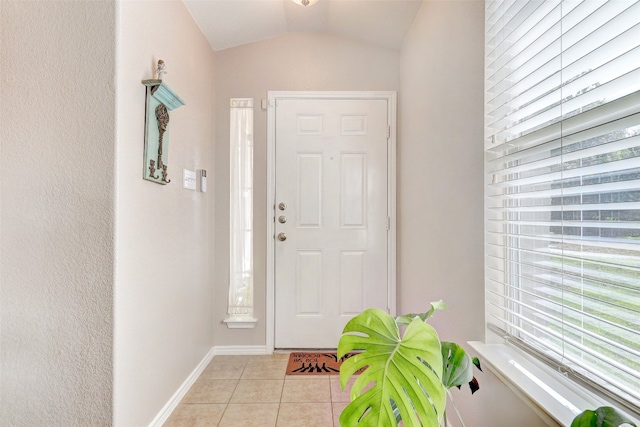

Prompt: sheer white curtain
[{"left": 227, "top": 98, "right": 255, "bottom": 325}]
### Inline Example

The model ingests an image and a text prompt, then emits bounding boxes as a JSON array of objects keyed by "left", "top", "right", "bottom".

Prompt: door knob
[
  {"left": 278, "top": 202, "right": 287, "bottom": 211},
  {"left": 277, "top": 232, "right": 287, "bottom": 241},
  {"left": 278, "top": 215, "right": 287, "bottom": 224}
]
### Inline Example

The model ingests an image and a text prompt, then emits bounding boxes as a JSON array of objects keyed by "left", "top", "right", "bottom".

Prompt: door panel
[{"left": 274, "top": 98, "right": 389, "bottom": 349}]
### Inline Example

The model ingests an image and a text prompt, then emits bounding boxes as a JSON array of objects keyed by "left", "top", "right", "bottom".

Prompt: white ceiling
[{"left": 184, "top": 0, "right": 424, "bottom": 51}]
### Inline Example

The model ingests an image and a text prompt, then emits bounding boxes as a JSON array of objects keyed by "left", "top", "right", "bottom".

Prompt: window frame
[{"left": 483, "top": 0, "right": 640, "bottom": 416}]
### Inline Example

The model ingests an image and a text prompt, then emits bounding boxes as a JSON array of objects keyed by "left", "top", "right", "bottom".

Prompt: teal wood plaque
[{"left": 141, "top": 80, "right": 185, "bottom": 184}]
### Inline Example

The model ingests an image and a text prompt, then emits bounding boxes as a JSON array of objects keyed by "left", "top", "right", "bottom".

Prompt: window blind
[{"left": 485, "top": 0, "right": 640, "bottom": 411}]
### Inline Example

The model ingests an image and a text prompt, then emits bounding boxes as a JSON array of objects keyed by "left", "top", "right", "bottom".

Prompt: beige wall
[
  {"left": 113, "top": 1, "right": 216, "bottom": 425},
  {"left": 213, "top": 32, "right": 400, "bottom": 346},
  {"left": 0, "top": 1, "right": 552, "bottom": 424},
  {"left": 0, "top": 1, "right": 116, "bottom": 425},
  {"left": 399, "top": 1, "right": 543, "bottom": 426},
  {"left": 399, "top": 0, "right": 484, "bottom": 346}
]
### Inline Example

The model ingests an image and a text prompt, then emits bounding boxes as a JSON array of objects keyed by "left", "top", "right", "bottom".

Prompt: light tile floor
[{"left": 164, "top": 353, "right": 352, "bottom": 427}]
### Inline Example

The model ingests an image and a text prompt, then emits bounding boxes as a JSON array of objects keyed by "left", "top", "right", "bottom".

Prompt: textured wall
[
  {"left": 113, "top": 1, "right": 217, "bottom": 425},
  {"left": 213, "top": 33, "right": 400, "bottom": 346},
  {"left": 399, "top": 1, "right": 543, "bottom": 426},
  {"left": 0, "top": 1, "right": 116, "bottom": 425}
]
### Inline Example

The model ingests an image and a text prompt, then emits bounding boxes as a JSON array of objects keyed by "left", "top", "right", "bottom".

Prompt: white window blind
[{"left": 485, "top": 0, "right": 640, "bottom": 412}]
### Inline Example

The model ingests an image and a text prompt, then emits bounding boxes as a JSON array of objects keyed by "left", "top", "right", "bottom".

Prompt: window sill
[
  {"left": 223, "top": 316, "right": 258, "bottom": 329},
  {"left": 468, "top": 341, "right": 639, "bottom": 426}
]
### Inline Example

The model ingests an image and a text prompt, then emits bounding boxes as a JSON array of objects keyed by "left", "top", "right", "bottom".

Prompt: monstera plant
[
  {"left": 571, "top": 406, "right": 637, "bottom": 427},
  {"left": 337, "top": 301, "right": 481, "bottom": 427}
]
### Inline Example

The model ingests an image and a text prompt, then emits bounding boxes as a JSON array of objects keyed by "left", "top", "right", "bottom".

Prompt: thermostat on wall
[{"left": 200, "top": 170, "right": 207, "bottom": 193}]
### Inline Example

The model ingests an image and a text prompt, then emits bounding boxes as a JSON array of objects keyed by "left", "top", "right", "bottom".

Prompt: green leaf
[
  {"left": 571, "top": 407, "right": 637, "bottom": 427},
  {"left": 338, "top": 308, "right": 446, "bottom": 427},
  {"left": 472, "top": 356, "right": 482, "bottom": 372},
  {"left": 440, "top": 342, "right": 474, "bottom": 389},
  {"left": 395, "top": 300, "right": 448, "bottom": 326}
]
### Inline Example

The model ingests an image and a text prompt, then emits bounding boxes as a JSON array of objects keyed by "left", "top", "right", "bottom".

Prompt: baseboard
[
  {"left": 212, "top": 345, "right": 268, "bottom": 355},
  {"left": 148, "top": 346, "right": 216, "bottom": 427}
]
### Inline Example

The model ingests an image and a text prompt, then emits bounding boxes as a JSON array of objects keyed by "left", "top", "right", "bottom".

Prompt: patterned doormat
[{"left": 286, "top": 352, "right": 362, "bottom": 375}]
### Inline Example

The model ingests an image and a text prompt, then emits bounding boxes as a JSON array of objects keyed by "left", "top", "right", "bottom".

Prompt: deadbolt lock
[
  {"left": 278, "top": 215, "right": 287, "bottom": 224},
  {"left": 277, "top": 232, "right": 287, "bottom": 241},
  {"left": 278, "top": 202, "right": 287, "bottom": 211}
]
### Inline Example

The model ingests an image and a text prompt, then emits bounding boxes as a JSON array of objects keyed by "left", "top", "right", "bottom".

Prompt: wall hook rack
[{"left": 141, "top": 72, "right": 185, "bottom": 185}]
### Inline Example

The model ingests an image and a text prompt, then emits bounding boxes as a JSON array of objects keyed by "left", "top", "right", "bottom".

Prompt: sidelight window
[{"left": 225, "top": 98, "right": 257, "bottom": 328}]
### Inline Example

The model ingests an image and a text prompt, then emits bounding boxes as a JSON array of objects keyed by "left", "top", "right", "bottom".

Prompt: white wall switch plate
[{"left": 183, "top": 169, "right": 196, "bottom": 190}]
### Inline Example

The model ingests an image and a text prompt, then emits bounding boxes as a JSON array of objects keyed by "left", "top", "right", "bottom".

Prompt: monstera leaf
[
  {"left": 395, "top": 300, "right": 447, "bottom": 326},
  {"left": 571, "top": 406, "right": 637, "bottom": 427},
  {"left": 440, "top": 342, "right": 474, "bottom": 389},
  {"left": 337, "top": 308, "right": 446, "bottom": 427}
]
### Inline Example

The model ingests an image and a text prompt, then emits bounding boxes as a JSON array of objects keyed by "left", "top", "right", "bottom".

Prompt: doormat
[{"left": 286, "top": 352, "right": 365, "bottom": 375}]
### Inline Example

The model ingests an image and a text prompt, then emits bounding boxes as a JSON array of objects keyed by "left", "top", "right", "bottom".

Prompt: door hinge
[{"left": 386, "top": 125, "right": 391, "bottom": 139}]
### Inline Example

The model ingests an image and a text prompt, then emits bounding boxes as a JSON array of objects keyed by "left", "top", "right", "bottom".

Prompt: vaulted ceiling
[{"left": 184, "top": 0, "right": 424, "bottom": 51}]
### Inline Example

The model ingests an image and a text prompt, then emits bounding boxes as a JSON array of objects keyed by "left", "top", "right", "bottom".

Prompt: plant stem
[
  {"left": 443, "top": 409, "right": 448, "bottom": 427},
  {"left": 446, "top": 389, "right": 466, "bottom": 427}
]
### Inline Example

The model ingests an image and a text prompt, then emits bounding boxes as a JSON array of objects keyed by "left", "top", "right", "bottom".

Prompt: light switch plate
[{"left": 183, "top": 169, "right": 196, "bottom": 190}]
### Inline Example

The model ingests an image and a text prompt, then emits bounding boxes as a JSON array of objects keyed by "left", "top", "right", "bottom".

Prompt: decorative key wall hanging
[{"left": 141, "top": 60, "right": 185, "bottom": 185}]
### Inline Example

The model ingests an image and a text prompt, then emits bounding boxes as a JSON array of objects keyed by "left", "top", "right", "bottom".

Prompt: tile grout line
[
  {"left": 274, "top": 371, "right": 285, "bottom": 427},
  {"left": 216, "top": 361, "right": 247, "bottom": 426},
  {"left": 331, "top": 375, "right": 339, "bottom": 426}
]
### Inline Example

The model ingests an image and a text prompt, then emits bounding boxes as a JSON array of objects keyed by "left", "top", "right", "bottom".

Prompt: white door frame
[{"left": 266, "top": 91, "right": 397, "bottom": 352}]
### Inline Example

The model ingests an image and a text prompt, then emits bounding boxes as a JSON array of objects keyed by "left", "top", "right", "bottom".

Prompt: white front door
[{"left": 273, "top": 96, "right": 392, "bottom": 349}]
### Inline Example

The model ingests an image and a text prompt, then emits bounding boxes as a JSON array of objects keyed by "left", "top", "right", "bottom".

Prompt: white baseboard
[
  {"left": 148, "top": 347, "right": 216, "bottom": 427},
  {"left": 212, "top": 345, "right": 268, "bottom": 355}
]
